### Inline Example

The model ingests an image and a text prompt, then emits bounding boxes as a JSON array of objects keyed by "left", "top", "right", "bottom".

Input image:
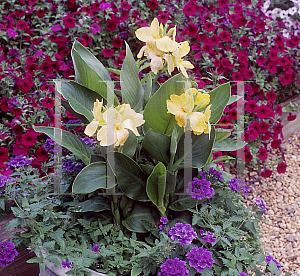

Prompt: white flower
[
  {"left": 279, "top": 10, "right": 288, "bottom": 19},
  {"left": 288, "top": 7, "right": 297, "bottom": 15}
]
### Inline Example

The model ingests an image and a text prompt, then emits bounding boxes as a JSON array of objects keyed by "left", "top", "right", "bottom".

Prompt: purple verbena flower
[
  {"left": 228, "top": 178, "right": 251, "bottom": 196},
  {"left": 0, "top": 175, "right": 13, "bottom": 188},
  {"left": 208, "top": 167, "right": 224, "bottom": 182},
  {"left": 168, "top": 223, "right": 197, "bottom": 246},
  {"left": 201, "top": 231, "right": 216, "bottom": 243},
  {"left": 186, "top": 177, "right": 215, "bottom": 200},
  {"left": 237, "top": 273, "right": 250, "bottom": 276},
  {"left": 158, "top": 257, "right": 189, "bottom": 276},
  {"left": 253, "top": 198, "right": 267, "bottom": 215},
  {"left": 6, "top": 155, "right": 31, "bottom": 170},
  {"left": 91, "top": 242, "right": 102, "bottom": 252},
  {"left": 61, "top": 259, "right": 72, "bottom": 268},
  {"left": 160, "top": 217, "right": 168, "bottom": 224},
  {"left": 0, "top": 241, "right": 18, "bottom": 267},
  {"left": 186, "top": 247, "right": 215, "bottom": 273},
  {"left": 265, "top": 255, "right": 281, "bottom": 271},
  {"left": 79, "top": 136, "right": 95, "bottom": 148}
]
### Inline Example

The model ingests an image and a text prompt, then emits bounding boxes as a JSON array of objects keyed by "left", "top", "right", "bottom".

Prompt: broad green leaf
[
  {"left": 212, "top": 156, "right": 235, "bottom": 163},
  {"left": 61, "top": 100, "right": 89, "bottom": 124},
  {"left": 142, "top": 128, "right": 170, "bottom": 165},
  {"left": 120, "top": 42, "right": 144, "bottom": 112},
  {"left": 60, "top": 81, "right": 103, "bottom": 122},
  {"left": 209, "top": 82, "right": 231, "bottom": 124},
  {"left": 73, "top": 162, "right": 116, "bottom": 194},
  {"left": 213, "top": 139, "right": 247, "bottom": 151},
  {"left": 33, "top": 126, "right": 93, "bottom": 165},
  {"left": 168, "top": 195, "right": 198, "bottom": 211},
  {"left": 70, "top": 197, "right": 111, "bottom": 212},
  {"left": 227, "top": 95, "right": 243, "bottom": 105},
  {"left": 122, "top": 129, "right": 138, "bottom": 158},
  {"left": 172, "top": 126, "right": 216, "bottom": 170},
  {"left": 143, "top": 73, "right": 185, "bottom": 136},
  {"left": 146, "top": 162, "right": 167, "bottom": 215},
  {"left": 113, "top": 152, "right": 149, "bottom": 202},
  {"left": 215, "top": 128, "right": 232, "bottom": 142},
  {"left": 143, "top": 73, "right": 152, "bottom": 106},
  {"left": 71, "top": 41, "right": 119, "bottom": 105},
  {"left": 122, "top": 203, "right": 155, "bottom": 233},
  {"left": 169, "top": 127, "right": 178, "bottom": 169}
]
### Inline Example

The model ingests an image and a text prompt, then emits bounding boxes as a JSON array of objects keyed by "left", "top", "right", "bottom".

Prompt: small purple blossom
[
  {"left": 253, "top": 198, "right": 267, "bottom": 215},
  {"left": 168, "top": 223, "right": 197, "bottom": 246},
  {"left": 186, "top": 247, "right": 215, "bottom": 273},
  {"left": 265, "top": 255, "right": 281, "bottom": 271},
  {"left": 91, "top": 242, "right": 102, "bottom": 252},
  {"left": 237, "top": 273, "right": 250, "bottom": 276},
  {"left": 80, "top": 137, "right": 95, "bottom": 148},
  {"left": 0, "top": 241, "right": 18, "bottom": 267},
  {"left": 160, "top": 217, "right": 168, "bottom": 224},
  {"left": 6, "top": 155, "right": 31, "bottom": 170},
  {"left": 158, "top": 258, "right": 189, "bottom": 276},
  {"left": 61, "top": 259, "right": 72, "bottom": 268},
  {"left": 207, "top": 168, "right": 224, "bottom": 182},
  {"left": 201, "top": 231, "right": 216, "bottom": 243},
  {"left": 228, "top": 178, "right": 251, "bottom": 196},
  {"left": 0, "top": 175, "right": 13, "bottom": 188},
  {"left": 44, "top": 138, "right": 55, "bottom": 155},
  {"left": 62, "top": 156, "right": 84, "bottom": 172},
  {"left": 186, "top": 177, "right": 215, "bottom": 200}
]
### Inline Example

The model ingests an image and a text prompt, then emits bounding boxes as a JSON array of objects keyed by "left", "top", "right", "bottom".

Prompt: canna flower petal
[
  {"left": 115, "top": 128, "right": 129, "bottom": 146},
  {"left": 156, "top": 36, "right": 175, "bottom": 52},
  {"left": 194, "top": 92, "right": 210, "bottom": 109},
  {"left": 84, "top": 119, "right": 99, "bottom": 137},
  {"left": 189, "top": 112, "right": 207, "bottom": 135},
  {"left": 163, "top": 54, "right": 174, "bottom": 75},
  {"left": 178, "top": 41, "right": 190, "bottom": 58}
]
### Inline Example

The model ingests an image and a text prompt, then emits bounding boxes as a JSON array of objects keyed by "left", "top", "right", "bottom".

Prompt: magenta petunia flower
[
  {"left": 99, "top": 3, "right": 111, "bottom": 10},
  {"left": 51, "top": 24, "right": 62, "bottom": 32},
  {"left": 90, "top": 23, "right": 101, "bottom": 35},
  {"left": 7, "top": 28, "right": 18, "bottom": 38}
]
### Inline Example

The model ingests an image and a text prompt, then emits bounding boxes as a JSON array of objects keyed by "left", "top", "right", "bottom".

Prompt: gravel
[{"left": 244, "top": 131, "right": 300, "bottom": 275}]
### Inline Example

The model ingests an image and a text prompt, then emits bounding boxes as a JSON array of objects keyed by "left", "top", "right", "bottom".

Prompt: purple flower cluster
[
  {"left": 0, "top": 175, "right": 13, "bottom": 188},
  {"left": 237, "top": 273, "right": 250, "bottom": 276},
  {"left": 168, "top": 223, "right": 197, "bottom": 246},
  {"left": 158, "top": 258, "right": 189, "bottom": 276},
  {"left": 206, "top": 168, "right": 224, "bottom": 183},
  {"left": 186, "top": 177, "right": 215, "bottom": 200},
  {"left": 200, "top": 231, "right": 216, "bottom": 244},
  {"left": 228, "top": 178, "right": 251, "bottom": 196},
  {"left": 61, "top": 259, "right": 72, "bottom": 268},
  {"left": 253, "top": 198, "right": 267, "bottom": 215},
  {"left": 79, "top": 136, "right": 95, "bottom": 148},
  {"left": 159, "top": 217, "right": 168, "bottom": 232},
  {"left": 6, "top": 155, "right": 31, "bottom": 169},
  {"left": 66, "top": 119, "right": 82, "bottom": 125},
  {"left": 265, "top": 255, "right": 281, "bottom": 271},
  {"left": 0, "top": 241, "right": 18, "bottom": 267},
  {"left": 62, "top": 156, "right": 85, "bottom": 173},
  {"left": 91, "top": 242, "right": 102, "bottom": 252},
  {"left": 186, "top": 247, "right": 215, "bottom": 273},
  {"left": 43, "top": 138, "right": 55, "bottom": 155}
]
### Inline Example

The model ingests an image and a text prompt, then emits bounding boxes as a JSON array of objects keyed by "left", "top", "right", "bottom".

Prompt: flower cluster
[
  {"left": 186, "top": 246, "right": 215, "bottom": 273},
  {"left": 158, "top": 257, "right": 189, "bottom": 276},
  {"left": 6, "top": 155, "right": 32, "bottom": 170},
  {"left": 265, "top": 255, "right": 281, "bottom": 271},
  {"left": 168, "top": 223, "right": 197, "bottom": 246},
  {"left": 136, "top": 18, "right": 194, "bottom": 78},
  {"left": 91, "top": 242, "right": 103, "bottom": 253},
  {"left": 62, "top": 155, "right": 84, "bottom": 173},
  {"left": 228, "top": 178, "right": 251, "bottom": 196},
  {"left": 186, "top": 177, "right": 215, "bottom": 200},
  {"left": 199, "top": 230, "right": 216, "bottom": 244},
  {"left": 61, "top": 259, "right": 72, "bottom": 269},
  {"left": 0, "top": 175, "right": 13, "bottom": 188},
  {"left": 253, "top": 198, "right": 267, "bottom": 215},
  {"left": 237, "top": 273, "right": 250, "bottom": 276},
  {"left": 84, "top": 100, "right": 145, "bottom": 147},
  {"left": 0, "top": 241, "right": 18, "bottom": 267},
  {"left": 167, "top": 88, "right": 211, "bottom": 136}
]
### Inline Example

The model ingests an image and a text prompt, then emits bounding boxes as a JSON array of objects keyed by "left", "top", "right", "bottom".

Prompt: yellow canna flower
[
  {"left": 163, "top": 41, "right": 194, "bottom": 78},
  {"left": 84, "top": 99, "right": 106, "bottom": 137},
  {"left": 96, "top": 104, "right": 145, "bottom": 147},
  {"left": 166, "top": 89, "right": 211, "bottom": 136}
]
